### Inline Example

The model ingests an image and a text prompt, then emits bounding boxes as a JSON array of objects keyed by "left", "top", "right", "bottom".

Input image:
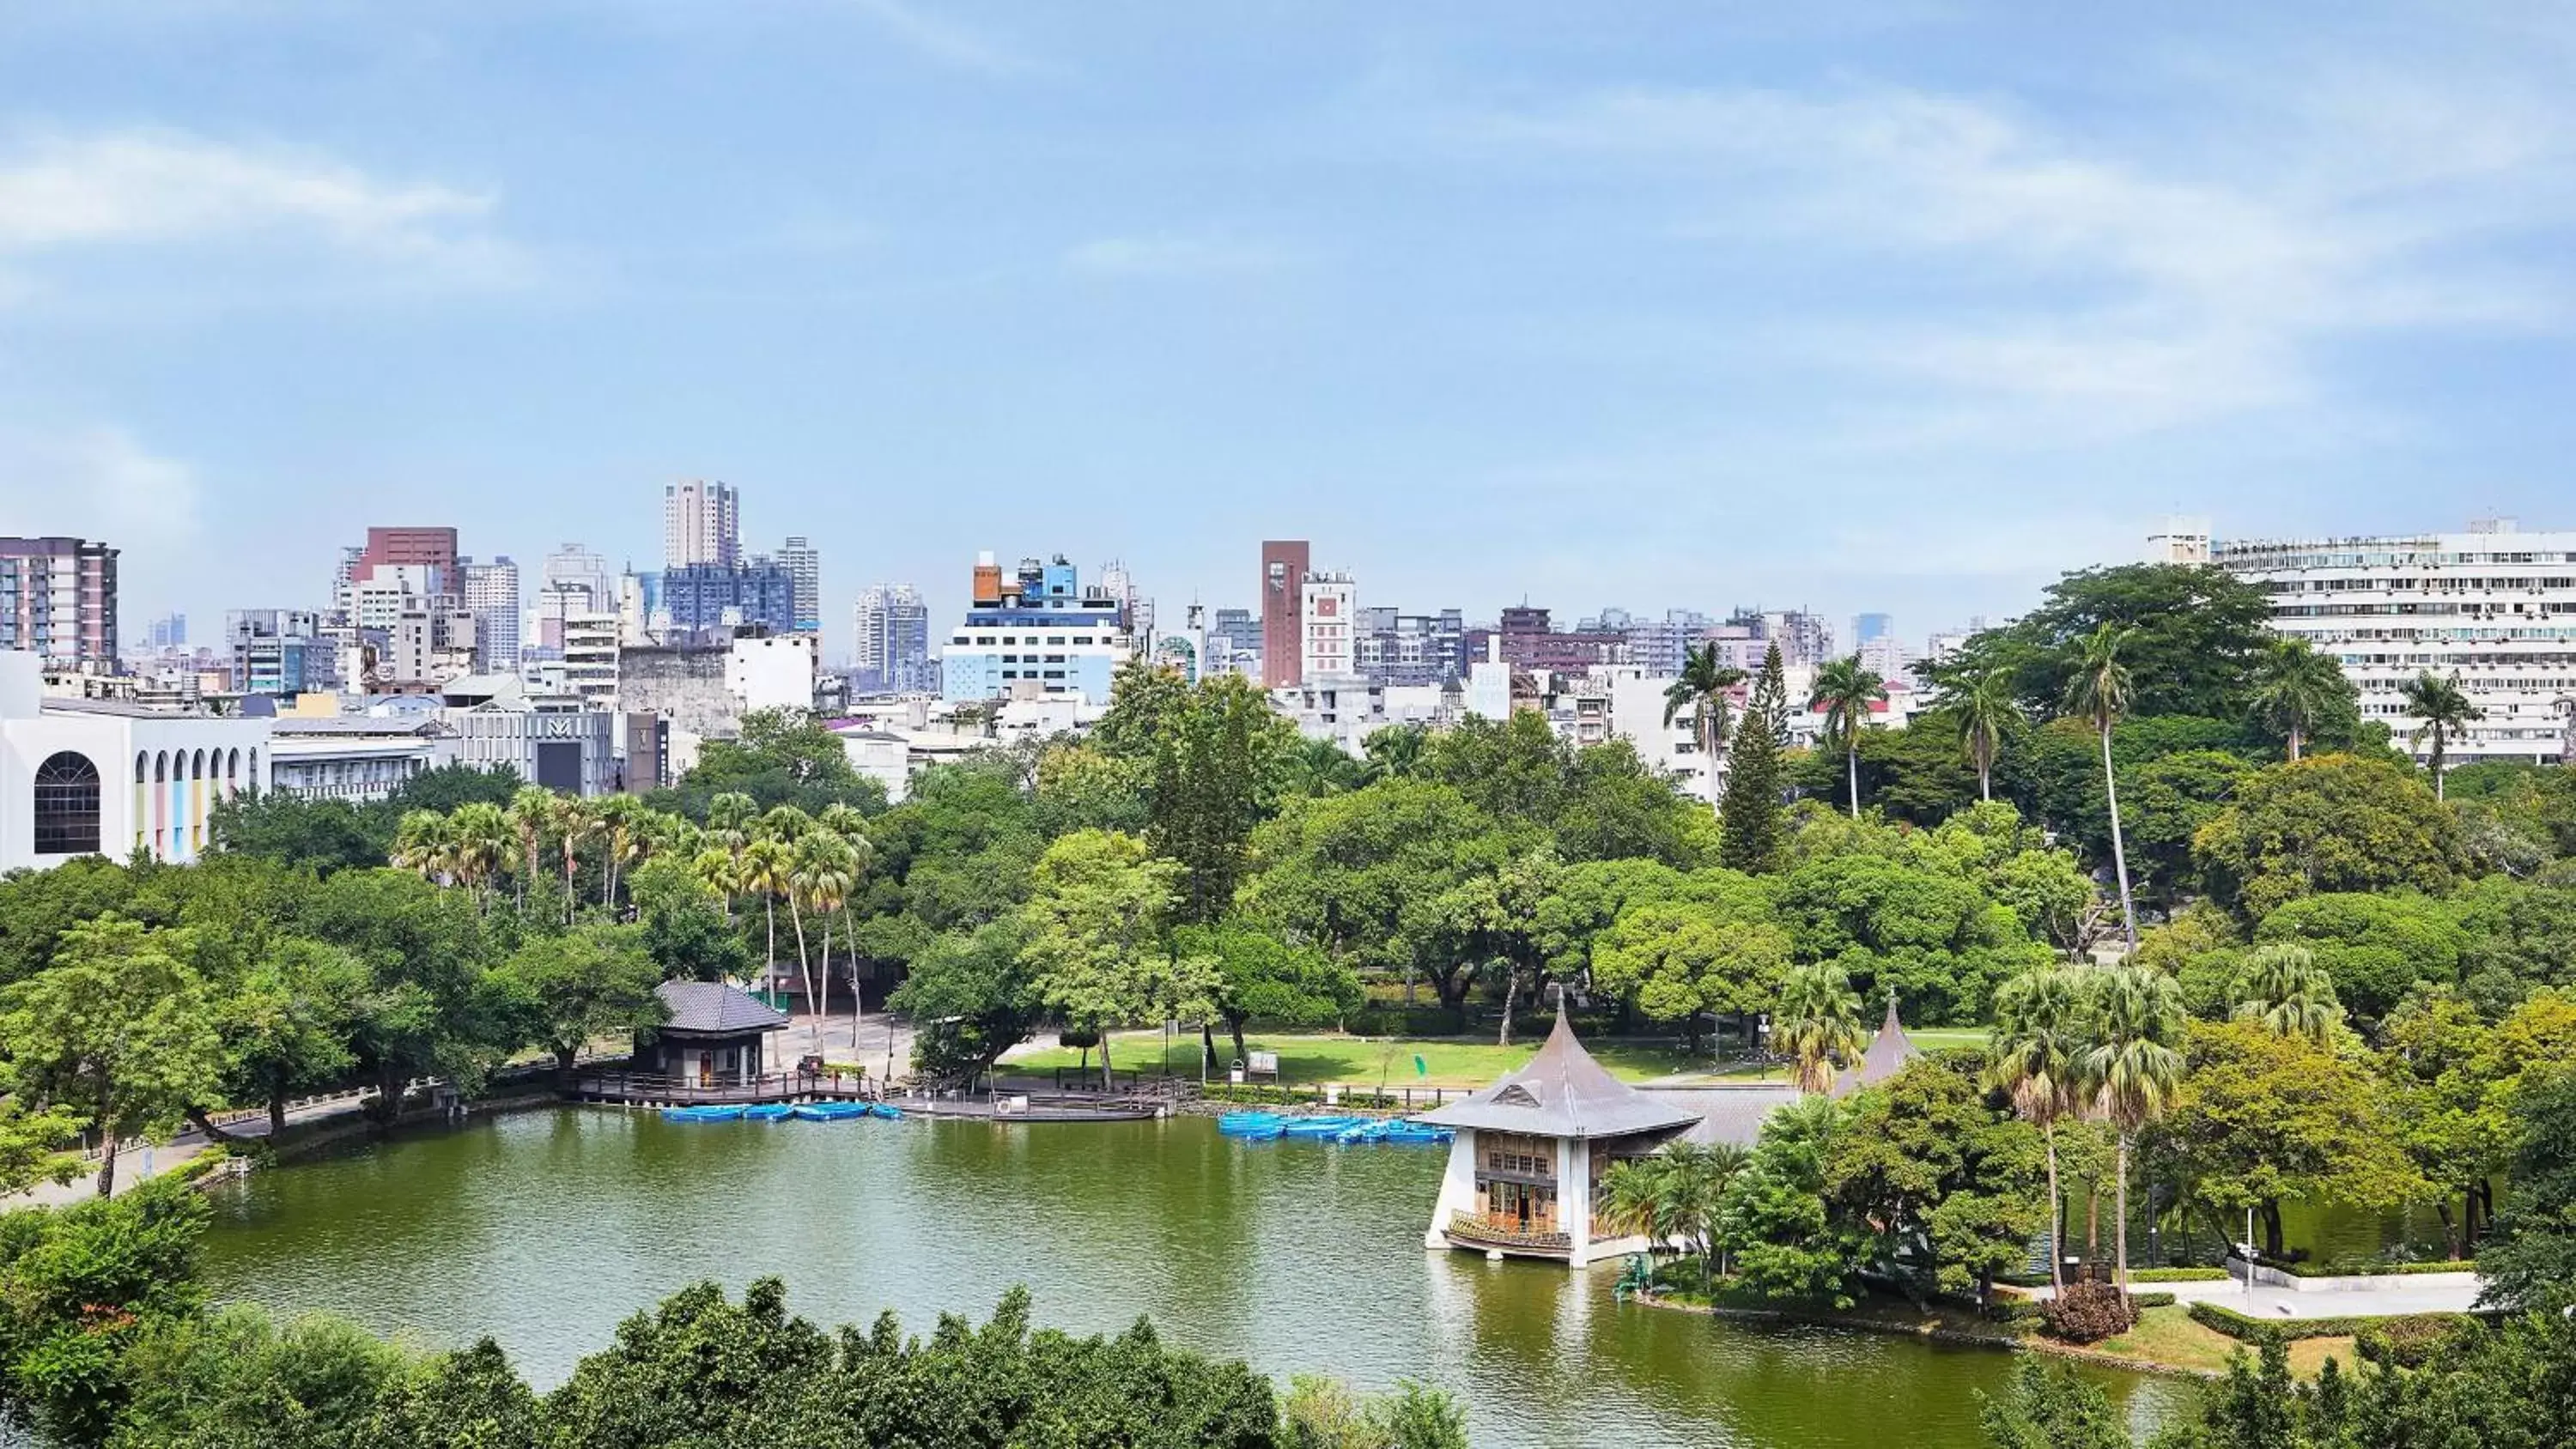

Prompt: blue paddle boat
[
  {"left": 868, "top": 1102, "right": 903, "bottom": 1120},
  {"left": 661, "top": 1105, "right": 746, "bottom": 1123},
  {"left": 792, "top": 1100, "right": 872, "bottom": 1122},
  {"left": 744, "top": 1103, "right": 792, "bottom": 1121}
]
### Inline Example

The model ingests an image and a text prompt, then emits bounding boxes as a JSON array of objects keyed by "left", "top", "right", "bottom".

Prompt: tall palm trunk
[
  {"left": 788, "top": 895, "right": 816, "bottom": 1026},
  {"left": 2099, "top": 725, "right": 2138, "bottom": 953},
  {"left": 2114, "top": 1131, "right": 2134, "bottom": 1289},
  {"left": 2287, "top": 727, "right": 2304, "bottom": 763},
  {"left": 2431, "top": 728, "right": 2446, "bottom": 800},
  {"left": 2043, "top": 1124, "right": 2063, "bottom": 1292},
  {"left": 1845, "top": 743, "right": 1861, "bottom": 818},
  {"left": 562, "top": 841, "right": 578, "bottom": 924},
  {"left": 1978, "top": 755, "right": 1993, "bottom": 803}
]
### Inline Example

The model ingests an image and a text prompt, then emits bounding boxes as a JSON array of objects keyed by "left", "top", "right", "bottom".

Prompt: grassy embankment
[{"left": 1005, "top": 1028, "right": 1990, "bottom": 1089}]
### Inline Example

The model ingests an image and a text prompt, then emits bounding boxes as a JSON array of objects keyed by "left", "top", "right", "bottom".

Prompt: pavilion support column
[
  {"left": 1562, "top": 1137, "right": 1595, "bottom": 1270},
  {"left": 1424, "top": 1129, "right": 1479, "bottom": 1251}
]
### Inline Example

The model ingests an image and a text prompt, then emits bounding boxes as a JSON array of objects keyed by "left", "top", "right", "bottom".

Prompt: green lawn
[{"left": 1003, "top": 1030, "right": 1804, "bottom": 1088}]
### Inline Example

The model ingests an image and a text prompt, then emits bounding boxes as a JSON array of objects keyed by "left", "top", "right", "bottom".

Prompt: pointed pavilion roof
[
  {"left": 1835, "top": 992, "right": 1922, "bottom": 1096},
  {"left": 1414, "top": 1009, "right": 1701, "bottom": 1140}
]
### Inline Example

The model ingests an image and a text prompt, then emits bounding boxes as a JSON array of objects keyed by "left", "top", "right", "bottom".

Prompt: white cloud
[
  {"left": 1064, "top": 233, "right": 1305, "bottom": 276},
  {"left": 841, "top": 0, "right": 1039, "bottom": 76},
  {"left": 0, "top": 128, "right": 518, "bottom": 291},
  {"left": 1467, "top": 72, "right": 2576, "bottom": 440}
]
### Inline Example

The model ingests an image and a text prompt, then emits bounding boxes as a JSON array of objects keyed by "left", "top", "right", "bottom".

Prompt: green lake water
[{"left": 201, "top": 1110, "right": 2191, "bottom": 1448}]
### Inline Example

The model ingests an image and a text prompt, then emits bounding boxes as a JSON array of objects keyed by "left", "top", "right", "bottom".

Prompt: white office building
[
  {"left": 854, "top": 583, "right": 933, "bottom": 692},
  {"left": 2208, "top": 517, "right": 2576, "bottom": 766},
  {"left": 462, "top": 556, "right": 522, "bottom": 672},
  {"left": 1300, "top": 571, "right": 1358, "bottom": 683}
]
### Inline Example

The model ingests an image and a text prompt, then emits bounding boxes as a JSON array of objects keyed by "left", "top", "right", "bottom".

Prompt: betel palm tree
[
  {"left": 691, "top": 846, "right": 742, "bottom": 924},
  {"left": 786, "top": 831, "right": 854, "bottom": 1022},
  {"left": 1773, "top": 961, "right": 1867, "bottom": 1094},
  {"left": 1954, "top": 668, "right": 2024, "bottom": 803},
  {"left": 506, "top": 785, "right": 554, "bottom": 909},
  {"left": 739, "top": 837, "right": 794, "bottom": 999},
  {"left": 2399, "top": 670, "right": 2484, "bottom": 801},
  {"left": 1663, "top": 645, "right": 1747, "bottom": 814},
  {"left": 2083, "top": 965, "right": 2186, "bottom": 1292},
  {"left": 2232, "top": 943, "right": 2343, "bottom": 1046},
  {"left": 706, "top": 791, "right": 759, "bottom": 854},
  {"left": 2249, "top": 638, "right": 2346, "bottom": 763},
  {"left": 592, "top": 795, "right": 643, "bottom": 908},
  {"left": 2064, "top": 624, "right": 2141, "bottom": 954},
  {"left": 1807, "top": 654, "right": 1887, "bottom": 820},
  {"left": 1988, "top": 964, "right": 2093, "bottom": 1292}
]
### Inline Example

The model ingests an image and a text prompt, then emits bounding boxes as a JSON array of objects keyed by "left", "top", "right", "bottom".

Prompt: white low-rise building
[
  {"left": 0, "top": 652, "right": 270, "bottom": 871},
  {"left": 264, "top": 715, "right": 443, "bottom": 802}
]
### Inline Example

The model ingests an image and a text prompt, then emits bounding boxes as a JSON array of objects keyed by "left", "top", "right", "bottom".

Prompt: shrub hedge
[
  {"left": 2356, "top": 1315, "right": 2476, "bottom": 1368},
  {"left": 2129, "top": 1267, "right": 2233, "bottom": 1282},
  {"left": 2185, "top": 1300, "right": 2476, "bottom": 1345}
]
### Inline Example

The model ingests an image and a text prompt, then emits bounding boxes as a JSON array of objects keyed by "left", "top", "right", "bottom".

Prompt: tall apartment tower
[
  {"left": 780, "top": 536, "right": 821, "bottom": 634},
  {"left": 1300, "top": 570, "right": 1357, "bottom": 682},
  {"left": 664, "top": 480, "right": 740, "bottom": 568},
  {"left": 1260, "top": 540, "right": 1310, "bottom": 688},
  {"left": 354, "top": 526, "right": 460, "bottom": 595},
  {"left": 462, "top": 556, "right": 523, "bottom": 673},
  {"left": 0, "top": 537, "right": 119, "bottom": 668},
  {"left": 853, "top": 583, "right": 932, "bottom": 690}
]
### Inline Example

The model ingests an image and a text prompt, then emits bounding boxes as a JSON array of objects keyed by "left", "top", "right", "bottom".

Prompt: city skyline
[{"left": 6, "top": 5, "right": 2574, "bottom": 652}]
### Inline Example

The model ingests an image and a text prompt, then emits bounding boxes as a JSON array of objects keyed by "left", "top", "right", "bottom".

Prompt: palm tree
[
  {"left": 1359, "top": 724, "right": 1430, "bottom": 784},
  {"left": 1807, "top": 654, "right": 1887, "bottom": 820},
  {"left": 506, "top": 785, "right": 554, "bottom": 908},
  {"left": 739, "top": 837, "right": 793, "bottom": 1000},
  {"left": 706, "top": 791, "right": 759, "bottom": 852},
  {"left": 1988, "top": 965, "right": 2093, "bottom": 1292},
  {"left": 1663, "top": 645, "right": 1747, "bottom": 813},
  {"left": 691, "top": 846, "right": 741, "bottom": 924},
  {"left": 2399, "top": 670, "right": 2484, "bottom": 800},
  {"left": 592, "top": 795, "right": 643, "bottom": 908},
  {"left": 391, "top": 809, "right": 454, "bottom": 882},
  {"left": 548, "top": 795, "right": 596, "bottom": 923},
  {"left": 790, "top": 833, "right": 860, "bottom": 1042},
  {"left": 2232, "top": 943, "right": 2342, "bottom": 1045},
  {"left": 447, "top": 802, "right": 512, "bottom": 911},
  {"left": 2083, "top": 965, "right": 2186, "bottom": 1291},
  {"left": 1599, "top": 1156, "right": 1679, "bottom": 1260},
  {"left": 2250, "top": 639, "right": 2345, "bottom": 762},
  {"left": 1953, "top": 669, "right": 2024, "bottom": 803},
  {"left": 2064, "top": 623, "right": 2141, "bottom": 954},
  {"left": 1773, "top": 961, "right": 1867, "bottom": 1094}
]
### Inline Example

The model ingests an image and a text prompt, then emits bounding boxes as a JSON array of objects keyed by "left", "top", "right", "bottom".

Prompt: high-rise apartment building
[
  {"left": 0, "top": 537, "right": 119, "bottom": 668},
  {"left": 2208, "top": 517, "right": 2576, "bottom": 766},
  {"left": 664, "top": 480, "right": 740, "bottom": 569},
  {"left": 462, "top": 556, "right": 523, "bottom": 673},
  {"left": 227, "top": 609, "right": 337, "bottom": 697},
  {"left": 853, "top": 584, "right": 933, "bottom": 692},
  {"left": 780, "top": 536, "right": 821, "bottom": 634},
  {"left": 1354, "top": 606, "right": 1467, "bottom": 686},
  {"left": 537, "top": 543, "right": 615, "bottom": 652},
  {"left": 146, "top": 613, "right": 187, "bottom": 650},
  {"left": 1260, "top": 540, "right": 1309, "bottom": 688},
  {"left": 1300, "top": 571, "right": 1358, "bottom": 682},
  {"left": 661, "top": 558, "right": 797, "bottom": 639},
  {"left": 1208, "top": 608, "right": 1263, "bottom": 678}
]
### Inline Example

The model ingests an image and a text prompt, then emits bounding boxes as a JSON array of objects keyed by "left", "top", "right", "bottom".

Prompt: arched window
[
  {"left": 248, "top": 749, "right": 258, "bottom": 784},
  {"left": 135, "top": 753, "right": 149, "bottom": 784},
  {"left": 226, "top": 748, "right": 240, "bottom": 780},
  {"left": 154, "top": 751, "right": 167, "bottom": 783},
  {"left": 191, "top": 749, "right": 206, "bottom": 779},
  {"left": 33, "top": 752, "right": 101, "bottom": 855}
]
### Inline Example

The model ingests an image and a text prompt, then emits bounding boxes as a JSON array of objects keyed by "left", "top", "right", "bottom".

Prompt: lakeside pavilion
[
  {"left": 636, "top": 981, "right": 788, "bottom": 1086},
  {"left": 1414, "top": 998, "right": 1924, "bottom": 1269},
  {"left": 1416, "top": 1010, "right": 1705, "bottom": 1268}
]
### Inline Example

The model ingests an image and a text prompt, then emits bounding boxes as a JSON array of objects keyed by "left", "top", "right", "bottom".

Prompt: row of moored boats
[
  {"left": 1216, "top": 1112, "right": 1452, "bottom": 1146},
  {"left": 662, "top": 1101, "right": 903, "bottom": 1123}
]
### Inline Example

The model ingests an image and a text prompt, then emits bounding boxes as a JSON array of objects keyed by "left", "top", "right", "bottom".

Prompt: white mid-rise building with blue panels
[{"left": 940, "top": 552, "right": 1138, "bottom": 706}]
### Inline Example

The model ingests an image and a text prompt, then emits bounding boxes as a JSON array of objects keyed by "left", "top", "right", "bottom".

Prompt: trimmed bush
[
  {"left": 2129, "top": 1292, "right": 2177, "bottom": 1310},
  {"left": 2041, "top": 1282, "right": 2136, "bottom": 1344},
  {"left": 2356, "top": 1314, "right": 2474, "bottom": 1368},
  {"left": 2185, "top": 1300, "right": 2477, "bottom": 1345},
  {"left": 2272, "top": 1258, "right": 2471, "bottom": 1278},
  {"left": 2129, "top": 1267, "right": 2233, "bottom": 1282}
]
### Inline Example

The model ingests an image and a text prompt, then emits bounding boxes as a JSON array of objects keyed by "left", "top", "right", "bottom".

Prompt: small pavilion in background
[{"left": 1835, "top": 992, "right": 1922, "bottom": 1096}]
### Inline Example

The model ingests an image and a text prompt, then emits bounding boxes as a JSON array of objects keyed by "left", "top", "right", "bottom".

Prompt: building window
[{"left": 33, "top": 752, "right": 101, "bottom": 855}]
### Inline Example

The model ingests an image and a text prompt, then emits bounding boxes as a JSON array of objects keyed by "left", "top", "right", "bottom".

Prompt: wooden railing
[
  {"left": 568, "top": 1069, "right": 866, "bottom": 1105},
  {"left": 1445, "top": 1211, "right": 1571, "bottom": 1252}
]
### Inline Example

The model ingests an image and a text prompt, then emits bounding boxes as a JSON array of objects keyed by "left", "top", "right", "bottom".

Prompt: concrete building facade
[
  {"left": 2209, "top": 518, "right": 2576, "bottom": 766},
  {"left": 0, "top": 652, "right": 271, "bottom": 871},
  {"left": 853, "top": 583, "right": 933, "bottom": 692},
  {"left": 664, "top": 480, "right": 740, "bottom": 568},
  {"left": 1300, "top": 571, "right": 1358, "bottom": 683},
  {"left": 1260, "top": 540, "right": 1309, "bottom": 688},
  {"left": 0, "top": 537, "right": 119, "bottom": 669},
  {"left": 941, "top": 553, "right": 1133, "bottom": 705},
  {"left": 779, "top": 536, "right": 820, "bottom": 634}
]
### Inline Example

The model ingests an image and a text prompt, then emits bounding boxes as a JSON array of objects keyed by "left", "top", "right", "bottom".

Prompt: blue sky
[{"left": 4, "top": 2, "right": 2573, "bottom": 658}]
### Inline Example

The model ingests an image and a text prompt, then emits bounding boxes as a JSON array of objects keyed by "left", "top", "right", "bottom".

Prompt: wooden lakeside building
[{"left": 1416, "top": 1003, "right": 1919, "bottom": 1269}]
